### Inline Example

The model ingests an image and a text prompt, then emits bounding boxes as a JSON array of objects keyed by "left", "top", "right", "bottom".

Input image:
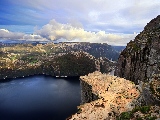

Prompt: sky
[{"left": 0, "top": 0, "right": 160, "bottom": 45}]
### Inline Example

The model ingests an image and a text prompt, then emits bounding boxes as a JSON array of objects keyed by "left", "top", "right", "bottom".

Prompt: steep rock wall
[
  {"left": 115, "top": 15, "right": 160, "bottom": 83},
  {"left": 115, "top": 15, "right": 160, "bottom": 105},
  {"left": 80, "top": 80, "right": 99, "bottom": 104}
]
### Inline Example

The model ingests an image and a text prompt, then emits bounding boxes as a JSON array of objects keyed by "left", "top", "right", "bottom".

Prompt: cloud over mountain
[
  {"left": 0, "top": 19, "right": 137, "bottom": 45},
  {"left": 35, "top": 19, "right": 137, "bottom": 45}
]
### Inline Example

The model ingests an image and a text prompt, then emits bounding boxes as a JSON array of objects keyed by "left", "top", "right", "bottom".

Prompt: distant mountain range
[
  {"left": 112, "top": 46, "right": 126, "bottom": 53},
  {"left": 0, "top": 41, "right": 125, "bottom": 61}
]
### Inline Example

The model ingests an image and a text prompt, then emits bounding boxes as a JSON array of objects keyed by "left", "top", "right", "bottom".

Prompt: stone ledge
[{"left": 68, "top": 71, "right": 140, "bottom": 120}]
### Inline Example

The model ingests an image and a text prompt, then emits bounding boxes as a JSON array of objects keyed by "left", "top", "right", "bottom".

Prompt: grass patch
[{"left": 117, "top": 111, "right": 133, "bottom": 120}]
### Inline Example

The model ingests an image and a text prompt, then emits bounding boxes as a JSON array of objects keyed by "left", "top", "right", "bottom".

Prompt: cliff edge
[
  {"left": 115, "top": 15, "right": 160, "bottom": 105},
  {"left": 68, "top": 71, "right": 140, "bottom": 120}
]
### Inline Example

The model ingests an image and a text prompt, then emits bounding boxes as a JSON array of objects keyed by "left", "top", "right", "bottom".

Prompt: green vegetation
[
  {"left": 139, "top": 106, "right": 150, "bottom": 114},
  {"left": 145, "top": 116, "right": 157, "bottom": 120},
  {"left": 27, "top": 56, "right": 39, "bottom": 64},
  {"left": 132, "top": 106, "right": 150, "bottom": 114},
  {"left": 10, "top": 56, "right": 17, "bottom": 61},
  {"left": 0, "top": 42, "right": 116, "bottom": 79},
  {"left": 54, "top": 52, "right": 96, "bottom": 76},
  {"left": 117, "top": 106, "right": 152, "bottom": 120},
  {"left": 30, "top": 60, "right": 39, "bottom": 64},
  {"left": 116, "top": 111, "right": 133, "bottom": 120},
  {"left": 137, "top": 117, "right": 143, "bottom": 120},
  {"left": 132, "top": 43, "right": 140, "bottom": 52}
]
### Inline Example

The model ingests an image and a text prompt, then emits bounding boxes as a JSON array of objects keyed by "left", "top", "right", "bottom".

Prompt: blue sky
[{"left": 0, "top": 0, "right": 160, "bottom": 45}]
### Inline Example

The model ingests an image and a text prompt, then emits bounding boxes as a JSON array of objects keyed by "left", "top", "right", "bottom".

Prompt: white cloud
[
  {"left": 35, "top": 19, "right": 137, "bottom": 45},
  {"left": 0, "top": 29, "right": 47, "bottom": 41},
  {"left": 2, "top": 0, "right": 160, "bottom": 45},
  {"left": 10, "top": 0, "right": 160, "bottom": 29}
]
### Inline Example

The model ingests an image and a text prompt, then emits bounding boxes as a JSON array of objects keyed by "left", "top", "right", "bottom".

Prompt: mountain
[
  {"left": 67, "top": 16, "right": 160, "bottom": 120},
  {"left": 2, "top": 42, "right": 120, "bottom": 61},
  {"left": 115, "top": 15, "right": 160, "bottom": 105},
  {"left": 0, "top": 43, "right": 116, "bottom": 79},
  {"left": 54, "top": 42, "right": 120, "bottom": 61},
  {"left": 111, "top": 46, "right": 126, "bottom": 53}
]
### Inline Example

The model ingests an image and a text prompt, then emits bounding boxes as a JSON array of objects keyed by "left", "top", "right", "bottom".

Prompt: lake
[{"left": 0, "top": 75, "right": 81, "bottom": 120}]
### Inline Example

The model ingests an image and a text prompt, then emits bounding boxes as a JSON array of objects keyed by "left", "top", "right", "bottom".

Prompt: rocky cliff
[
  {"left": 115, "top": 15, "right": 160, "bottom": 105},
  {"left": 68, "top": 71, "right": 140, "bottom": 120}
]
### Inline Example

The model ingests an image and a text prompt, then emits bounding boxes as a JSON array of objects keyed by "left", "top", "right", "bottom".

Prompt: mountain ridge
[{"left": 115, "top": 15, "right": 160, "bottom": 105}]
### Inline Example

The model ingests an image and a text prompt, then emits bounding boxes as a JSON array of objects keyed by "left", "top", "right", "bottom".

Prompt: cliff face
[
  {"left": 80, "top": 80, "right": 99, "bottom": 104},
  {"left": 115, "top": 15, "right": 160, "bottom": 105},
  {"left": 115, "top": 15, "right": 160, "bottom": 83},
  {"left": 116, "top": 16, "right": 160, "bottom": 83}
]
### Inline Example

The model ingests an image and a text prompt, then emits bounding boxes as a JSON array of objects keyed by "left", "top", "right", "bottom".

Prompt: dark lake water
[{"left": 0, "top": 75, "right": 81, "bottom": 120}]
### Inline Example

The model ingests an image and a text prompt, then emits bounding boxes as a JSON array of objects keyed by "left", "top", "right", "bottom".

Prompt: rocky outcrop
[
  {"left": 68, "top": 71, "right": 140, "bottom": 120},
  {"left": 115, "top": 15, "right": 160, "bottom": 105}
]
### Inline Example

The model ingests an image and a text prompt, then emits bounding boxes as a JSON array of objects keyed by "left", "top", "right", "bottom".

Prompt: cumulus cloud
[
  {"left": 1, "top": 0, "right": 160, "bottom": 45},
  {"left": 0, "top": 29, "right": 47, "bottom": 41},
  {"left": 0, "top": 20, "right": 138, "bottom": 45},
  {"left": 2, "top": 0, "right": 159, "bottom": 45},
  {"left": 35, "top": 20, "right": 137, "bottom": 45},
  {"left": 4, "top": 0, "right": 160, "bottom": 34}
]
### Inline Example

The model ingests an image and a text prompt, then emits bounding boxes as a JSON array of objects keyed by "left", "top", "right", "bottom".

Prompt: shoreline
[{"left": 0, "top": 73, "right": 80, "bottom": 81}]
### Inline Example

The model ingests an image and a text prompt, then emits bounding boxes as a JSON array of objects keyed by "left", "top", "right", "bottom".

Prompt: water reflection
[{"left": 0, "top": 75, "right": 81, "bottom": 120}]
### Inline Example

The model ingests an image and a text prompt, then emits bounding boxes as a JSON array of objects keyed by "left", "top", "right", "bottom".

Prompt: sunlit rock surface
[{"left": 68, "top": 71, "right": 140, "bottom": 120}]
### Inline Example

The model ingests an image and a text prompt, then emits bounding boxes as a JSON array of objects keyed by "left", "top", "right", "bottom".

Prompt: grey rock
[{"left": 115, "top": 15, "right": 160, "bottom": 105}]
